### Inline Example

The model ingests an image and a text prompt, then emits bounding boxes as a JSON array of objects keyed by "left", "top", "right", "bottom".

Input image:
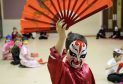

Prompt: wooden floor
[{"left": 0, "top": 33, "right": 122, "bottom": 84}]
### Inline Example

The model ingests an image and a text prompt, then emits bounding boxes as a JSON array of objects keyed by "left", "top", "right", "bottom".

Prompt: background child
[
  {"left": 22, "top": 33, "right": 34, "bottom": 40},
  {"left": 14, "top": 34, "right": 22, "bottom": 48},
  {"left": 2, "top": 35, "right": 13, "bottom": 60},
  {"left": 10, "top": 40, "right": 21, "bottom": 65},
  {"left": 106, "top": 48, "right": 123, "bottom": 83},
  {"left": 11, "top": 27, "right": 18, "bottom": 40},
  {"left": 47, "top": 20, "right": 95, "bottom": 84},
  {"left": 109, "top": 25, "right": 121, "bottom": 39},
  {"left": 39, "top": 32, "right": 48, "bottom": 39},
  {"left": 96, "top": 25, "right": 106, "bottom": 39},
  {"left": 19, "top": 40, "right": 40, "bottom": 68}
]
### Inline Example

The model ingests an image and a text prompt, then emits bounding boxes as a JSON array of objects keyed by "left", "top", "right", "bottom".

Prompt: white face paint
[{"left": 67, "top": 40, "right": 87, "bottom": 68}]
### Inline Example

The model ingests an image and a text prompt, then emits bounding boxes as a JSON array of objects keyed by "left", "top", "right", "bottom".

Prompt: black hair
[
  {"left": 13, "top": 27, "right": 17, "bottom": 30},
  {"left": 113, "top": 51, "right": 121, "bottom": 58},
  {"left": 65, "top": 32, "right": 87, "bottom": 51}
]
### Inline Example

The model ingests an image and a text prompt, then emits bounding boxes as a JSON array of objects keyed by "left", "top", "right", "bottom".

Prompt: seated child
[
  {"left": 22, "top": 33, "right": 34, "bottom": 40},
  {"left": 47, "top": 20, "right": 95, "bottom": 84},
  {"left": 2, "top": 35, "right": 14, "bottom": 60},
  {"left": 10, "top": 39, "right": 22, "bottom": 65},
  {"left": 19, "top": 40, "right": 40, "bottom": 68},
  {"left": 39, "top": 32, "right": 48, "bottom": 39},
  {"left": 14, "top": 34, "right": 22, "bottom": 48},
  {"left": 32, "top": 32, "right": 37, "bottom": 39},
  {"left": 11, "top": 27, "right": 18, "bottom": 40},
  {"left": 109, "top": 25, "right": 121, "bottom": 39},
  {"left": 106, "top": 48, "right": 123, "bottom": 83},
  {"left": 96, "top": 25, "right": 106, "bottom": 39}
]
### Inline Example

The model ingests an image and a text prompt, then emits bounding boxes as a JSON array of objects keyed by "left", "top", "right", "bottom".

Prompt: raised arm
[
  {"left": 47, "top": 20, "right": 68, "bottom": 84},
  {"left": 105, "top": 63, "right": 118, "bottom": 70},
  {"left": 105, "top": 61, "right": 122, "bottom": 70},
  {"left": 55, "top": 20, "right": 67, "bottom": 54}
]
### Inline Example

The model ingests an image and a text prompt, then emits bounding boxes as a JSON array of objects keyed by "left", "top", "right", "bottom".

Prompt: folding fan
[{"left": 21, "top": 0, "right": 113, "bottom": 33}]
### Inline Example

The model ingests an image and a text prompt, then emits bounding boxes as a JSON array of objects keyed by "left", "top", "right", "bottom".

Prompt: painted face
[{"left": 67, "top": 40, "right": 87, "bottom": 68}]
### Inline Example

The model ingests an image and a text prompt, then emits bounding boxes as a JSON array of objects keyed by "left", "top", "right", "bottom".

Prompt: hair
[
  {"left": 113, "top": 51, "right": 121, "bottom": 58},
  {"left": 13, "top": 27, "right": 17, "bottom": 30},
  {"left": 65, "top": 32, "right": 87, "bottom": 50}
]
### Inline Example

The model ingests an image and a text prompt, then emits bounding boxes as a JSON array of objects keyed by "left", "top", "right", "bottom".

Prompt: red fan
[{"left": 21, "top": 0, "right": 113, "bottom": 33}]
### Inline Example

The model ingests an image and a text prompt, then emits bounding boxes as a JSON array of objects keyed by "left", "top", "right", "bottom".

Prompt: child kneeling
[
  {"left": 106, "top": 48, "right": 123, "bottom": 83},
  {"left": 19, "top": 40, "right": 40, "bottom": 68}
]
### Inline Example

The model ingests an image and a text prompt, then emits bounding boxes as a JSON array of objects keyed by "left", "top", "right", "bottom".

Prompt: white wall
[
  {"left": 67, "top": 12, "right": 102, "bottom": 36},
  {"left": 2, "top": 20, "right": 21, "bottom": 36},
  {"left": 0, "top": 0, "right": 20, "bottom": 37},
  {"left": 2, "top": 12, "right": 102, "bottom": 37}
]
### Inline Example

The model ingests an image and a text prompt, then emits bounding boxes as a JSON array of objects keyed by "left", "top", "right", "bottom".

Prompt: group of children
[
  {"left": 47, "top": 20, "right": 123, "bottom": 84},
  {"left": 96, "top": 25, "right": 123, "bottom": 83},
  {"left": 1, "top": 23, "right": 96, "bottom": 84},
  {"left": 22, "top": 32, "right": 48, "bottom": 40},
  {"left": 2, "top": 27, "right": 44, "bottom": 68},
  {"left": 2, "top": 23, "right": 123, "bottom": 83},
  {"left": 96, "top": 25, "right": 122, "bottom": 39}
]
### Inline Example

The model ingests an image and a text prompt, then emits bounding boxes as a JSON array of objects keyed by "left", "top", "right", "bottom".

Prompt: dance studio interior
[{"left": 0, "top": 0, "right": 123, "bottom": 84}]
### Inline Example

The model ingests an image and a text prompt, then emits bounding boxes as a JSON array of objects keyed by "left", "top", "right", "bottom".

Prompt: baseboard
[{"left": 85, "top": 35, "right": 96, "bottom": 37}]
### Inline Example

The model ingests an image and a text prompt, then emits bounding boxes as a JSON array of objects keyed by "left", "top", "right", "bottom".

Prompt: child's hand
[
  {"left": 118, "top": 61, "right": 123, "bottom": 65},
  {"left": 55, "top": 20, "right": 67, "bottom": 54},
  {"left": 56, "top": 20, "right": 67, "bottom": 38},
  {"left": 56, "top": 20, "right": 67, "bottom": 29},
  {"left": 31, "top": 53, "right": 38, "bottom": 58}
]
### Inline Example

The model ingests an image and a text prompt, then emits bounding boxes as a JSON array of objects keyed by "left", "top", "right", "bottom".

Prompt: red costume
[
  {"left": 48, "top": 47, "right": 95, "bottom": 84},
  {"left": 12, "top": 31, "right": 18, "bottom": 40}
]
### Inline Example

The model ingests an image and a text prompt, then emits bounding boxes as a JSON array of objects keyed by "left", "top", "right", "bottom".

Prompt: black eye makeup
[
  {"left": 80, "top": 54, "right": 86, "bottom": 58},
  {"left": 69, "top": 50, "right": 77, "bottom": 57}
]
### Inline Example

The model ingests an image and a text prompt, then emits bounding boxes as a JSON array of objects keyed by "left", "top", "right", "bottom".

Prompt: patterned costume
[
  {"left": 2, "top": 42, "right": 13, "bottom": 60},
  {"left": 12, "top": 31, "right": 18, "bottom": 40}
]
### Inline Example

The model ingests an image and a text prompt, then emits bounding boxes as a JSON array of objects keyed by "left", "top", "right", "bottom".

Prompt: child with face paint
[{"left": 47, "top": 20, "right": 95, "bottom": 84}]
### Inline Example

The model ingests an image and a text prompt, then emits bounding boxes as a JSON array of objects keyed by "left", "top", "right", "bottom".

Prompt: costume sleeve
[
  {"left": 2, "top": 44, "right": 10, "bottom": 55},
  {"left": 83, "top": 64, "right": 95, "bottom": 84},
  {"left": 49, "top": 46, "right": 66, "bottom": 60},
  {"left": 22, "top": 47, "right": 28, "bottom": 55},
  {"left": 47, "top": 47, "right": 66, "bottom": 84},
  {"left": 89, "top": 68, "right": 95, "bottom": 84},
  {"left": 20, "top": 46, "right": 32, "bottom": 60},
  {"left": 107, "top": 59, "right": 112, "bottom": 65}
]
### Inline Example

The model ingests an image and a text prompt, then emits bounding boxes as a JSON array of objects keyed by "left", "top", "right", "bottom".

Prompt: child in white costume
[
  {"left": 106, "top": 48, "right": 123, "bottom": 83},
  {"left": 19, "top": 40, "right": 40, "bottom": 68}
]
